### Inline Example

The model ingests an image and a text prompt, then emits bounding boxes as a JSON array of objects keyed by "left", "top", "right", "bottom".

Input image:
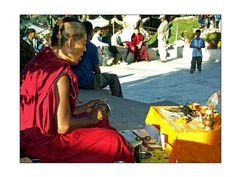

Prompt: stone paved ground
[
  {"left": 78, "top": 56, "right": 221, "bottom": 130},
  {"left": 101, "top": 56, "right": 221, "bottom": 108}
]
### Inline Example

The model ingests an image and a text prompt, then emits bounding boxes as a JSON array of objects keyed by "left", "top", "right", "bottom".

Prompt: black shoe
[
  {"left": 190, "top": 70, "right": 194, "bottom": 73},
  {"left": 198, "top": 69, "right": 202, "bottom": 72}
]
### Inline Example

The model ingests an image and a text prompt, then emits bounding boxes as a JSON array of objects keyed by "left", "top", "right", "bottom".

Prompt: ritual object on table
[
  {"left": 159, "top": 107, "right": 185, "bottom": 120},
  {"left": 199, "top": 105, "right": 208, "bottom": 116},
  {"left": 157, "top": 103, "right": 219, "bottom": 132},
  {"left": 201, "top": 91, "right": 220, "bottom": 130},
  {"left": 206, "top": 91, "right": 219, "bottom": 110},
  {"left": 159, "top": 104, "right": 201, "bottom": 126},
  {"left": 179, "top": 103, "right": 202, "bottom": 120},
  {"left": 202, "top": 109, "right": 215, "bottom": 131}
]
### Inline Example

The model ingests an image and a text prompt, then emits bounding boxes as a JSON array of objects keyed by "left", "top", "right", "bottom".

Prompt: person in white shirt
[
  {"left": 91, "top": 27, "right": 114, "bottom": 66},
  {"left": 111, "top": 26, "right": 129, "bottom": 63},
  {"left": 91, "top": 27, "right": 109, "bottom": 47},
  {"left": 157, "top": 15, "right": 169, "bottom": 62}
]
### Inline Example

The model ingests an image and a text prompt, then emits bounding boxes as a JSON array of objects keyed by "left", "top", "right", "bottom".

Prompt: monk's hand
[
  {"left": 88, "top": 107, "right": 106, "bottom": 124},
  {"left": 85, "top": 99, "right": 103, "bottom": 112}
]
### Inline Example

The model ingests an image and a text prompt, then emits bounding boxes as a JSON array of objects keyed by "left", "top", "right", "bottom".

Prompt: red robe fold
[{"left": 20, "top": 48, "right": 134, "bottom": 163}]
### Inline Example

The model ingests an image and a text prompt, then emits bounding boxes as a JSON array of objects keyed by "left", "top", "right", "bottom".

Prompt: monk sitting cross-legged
[{"left": 20, "top": 16, "right": 134, "bottom": 163}]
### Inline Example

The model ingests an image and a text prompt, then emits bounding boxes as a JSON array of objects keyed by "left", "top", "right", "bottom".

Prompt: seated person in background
[
  {"left": 91, "top": 26, "right": 114, "bottom": 66},
  {"left": 111, "top": 26, "right": 130, "bottom": 64},
  {"left": 129, "top": 27, "right": 149, "bottom": 62},
  {"left": 101, "top": 28, "right": 112, "bottom": 45},
  {"left": 22, "top": 28, "right": 44, "bottom": 54},
  {"left": 91, "top": 26, "right": 109, "bottom": 48},
  {"left": 20, "top": 16, "right": 134, "bottom": 163},
  {"left": 102, "top": 28, "right": 120, "bottom": 65},
  {"left": 20, "top": 35, "right": 35, "bottom": 71},
  {"left": 198, "top": 15, "right": 206, "bottom": 29},
  {"left": 72, "top": 21, "right": 124, "bottom": 98}
]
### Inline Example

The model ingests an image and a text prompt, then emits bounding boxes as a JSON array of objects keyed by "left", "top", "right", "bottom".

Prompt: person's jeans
[
  {"left": 117, "top": 47, "right": 128, "bottom": 62},
  {"left": 191, "top": 56, "right": 202, "bottom": 71},
  {"left": 101, "top": 46, "right": 113, "bottom": 66},
  {"left": 93, "top": 73, "right": 123, "bottom": 98}
]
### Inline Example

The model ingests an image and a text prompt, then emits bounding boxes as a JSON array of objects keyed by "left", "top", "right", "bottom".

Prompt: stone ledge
[{"left": 77, "top": 89, "right": 177, "bottom": 130}]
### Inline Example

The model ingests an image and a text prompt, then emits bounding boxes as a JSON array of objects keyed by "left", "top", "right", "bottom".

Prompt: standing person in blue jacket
[
  {"left": 71, "top": 21, "right": 123, "bottom": 98},
  {"left": 190, "top": 29, "right": 205, "bottom": 73}
]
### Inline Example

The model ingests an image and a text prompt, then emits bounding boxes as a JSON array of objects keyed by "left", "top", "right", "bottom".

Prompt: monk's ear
[{"left": 68, "top": 37, "right": 75, "bottom": 49}]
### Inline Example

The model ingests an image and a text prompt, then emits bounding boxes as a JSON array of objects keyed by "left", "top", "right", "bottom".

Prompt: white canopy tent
[
  {"left": 27, "top": 24, "right": 50, "bottom": 38},
  {"left": 27, "top": 24, "right": 46, "bottom": 34},
  {"left": 88, "top": 16, "right": 110, "bottom": 29}
]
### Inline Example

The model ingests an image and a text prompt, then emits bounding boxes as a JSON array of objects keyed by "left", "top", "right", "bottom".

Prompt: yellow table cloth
[{"left": 145, "top": 106, "right": 221, "bottom": 163}]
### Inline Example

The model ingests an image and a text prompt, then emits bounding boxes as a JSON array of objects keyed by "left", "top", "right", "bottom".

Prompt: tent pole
[{"left": 113, "top": 22, "right": 114, "bottom": 35}]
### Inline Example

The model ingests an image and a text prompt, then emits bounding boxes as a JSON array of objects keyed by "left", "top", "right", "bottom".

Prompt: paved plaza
[{"left": 78, "top": 55, "right": 221, "bottom": 130}]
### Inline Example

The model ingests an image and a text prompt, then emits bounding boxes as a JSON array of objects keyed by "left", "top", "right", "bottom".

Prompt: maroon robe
[
  {"left": 131, "top": 33, "right": 149, "bottom": 61},
  {"left": 20, "top": 48, "right": 134, "bottom": 163}
]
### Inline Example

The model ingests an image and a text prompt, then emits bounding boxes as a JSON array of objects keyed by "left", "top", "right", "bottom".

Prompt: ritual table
[{"left": 145, "top": 106, "right": 221, "bottom": 163}]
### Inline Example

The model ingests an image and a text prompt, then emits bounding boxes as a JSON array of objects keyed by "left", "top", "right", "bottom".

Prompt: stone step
[
  {"left": 147, "top": 46, "right": 183, "bottom": 61},
  {"left": 77, "top": 89, "right": 177, "bottom": 130}
]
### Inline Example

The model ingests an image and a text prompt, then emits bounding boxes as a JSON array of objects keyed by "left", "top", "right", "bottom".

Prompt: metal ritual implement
[
  {"left": 132, "top": 131, "right": 156, "bottom": 151},
  {"left": 132, "top": 131, "right": 151, "bottom": 141},
  {"left": 206, "top": 92, "right": 219, "bottom": 109}
]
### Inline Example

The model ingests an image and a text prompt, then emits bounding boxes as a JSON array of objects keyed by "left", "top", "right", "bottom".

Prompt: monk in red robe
[
  {"left": 130, "top": 28, "right": 149, "bottom": 62},
  {"left": 20, "top": 16, "right": 134, "bottom": 163}
]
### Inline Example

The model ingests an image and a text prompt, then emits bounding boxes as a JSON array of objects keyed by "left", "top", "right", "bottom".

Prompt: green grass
[
  {"left": 168, "top": 17, "right": 200, "bottom": 44},
  {"left": 147, "top": 16, "right": 201, "bottom": 46}
]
